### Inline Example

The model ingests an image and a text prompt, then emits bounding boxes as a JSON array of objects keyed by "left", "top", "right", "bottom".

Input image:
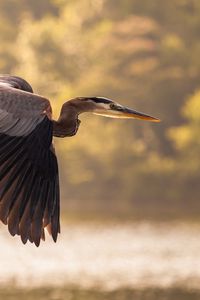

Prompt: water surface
[{"left": 0, "top": 221, "right": 200, "bottom": 291}]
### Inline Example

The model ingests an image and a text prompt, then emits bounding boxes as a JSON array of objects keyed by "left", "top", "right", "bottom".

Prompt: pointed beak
[
  {"left": 114, "top": 106, "right": 161, "bottom": 122},
  {"left": 94, "top": 104, "right": 160, "bottom": 122}
]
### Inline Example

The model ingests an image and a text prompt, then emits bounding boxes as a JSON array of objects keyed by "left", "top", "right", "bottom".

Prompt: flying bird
[{"left": 0, "top": 75, "right": 160, "bottom": 246}]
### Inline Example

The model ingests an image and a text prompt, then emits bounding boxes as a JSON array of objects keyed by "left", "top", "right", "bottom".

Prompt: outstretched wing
[{"left": 0, "top": 81, "right": 60, "bottom": 247}]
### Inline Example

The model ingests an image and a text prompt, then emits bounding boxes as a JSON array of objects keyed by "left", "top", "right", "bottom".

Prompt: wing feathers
[
  {"left": 0, "top": 80, "right": 60, "bottom": 246},
  {"left": 31, "top": 179, "right": 48, "bottom": 247},
  {"left": 0, "top": 120, "right": 60, "bottom": 246}
]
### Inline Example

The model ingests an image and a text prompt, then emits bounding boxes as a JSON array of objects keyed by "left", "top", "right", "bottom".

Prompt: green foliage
[
  {"left": 2, "top": 0, "right": 200, "bottom": 216},
  {"left": 170, "top": 91, "right": 200, "bottom": 152}
]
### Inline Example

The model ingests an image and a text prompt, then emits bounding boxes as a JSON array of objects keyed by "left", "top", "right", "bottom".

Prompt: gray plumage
[{"left": 0, "top": 76, "right": 59, "bottom": 246}]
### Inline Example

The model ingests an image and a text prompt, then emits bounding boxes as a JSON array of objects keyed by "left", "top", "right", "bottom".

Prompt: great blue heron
[{"left": 0, "top": 75, "right": 160, "bottom": 246}]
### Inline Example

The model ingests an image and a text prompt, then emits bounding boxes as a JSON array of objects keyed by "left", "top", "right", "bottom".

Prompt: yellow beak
[{"left": 94, "top": 105, "right": 160, "bottom": 122}]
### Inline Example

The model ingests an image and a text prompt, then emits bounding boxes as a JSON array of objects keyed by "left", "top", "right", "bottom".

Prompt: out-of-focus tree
[
  {"left": 168, "top": 91, "right": 200, "bottom": 205},
  {"left": 1, "top": 0, "right": 200, "bottom": 216},
  {"left": 0, "top": 0, "right": 57, "bottom": 72}
]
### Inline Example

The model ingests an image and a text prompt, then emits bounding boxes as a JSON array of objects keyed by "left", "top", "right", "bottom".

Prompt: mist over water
[{"left": 0, "top": 221, "right": 200, "bottom": 291}]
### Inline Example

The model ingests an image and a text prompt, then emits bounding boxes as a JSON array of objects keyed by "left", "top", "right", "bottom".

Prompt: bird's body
[{"left": 0, "top": 75, "right": 160, "bottom": 246}]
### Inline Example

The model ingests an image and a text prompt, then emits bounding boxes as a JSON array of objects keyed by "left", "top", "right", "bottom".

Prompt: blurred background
[{"left": 1, "top": 0, "right": 200, "bottom": 299}]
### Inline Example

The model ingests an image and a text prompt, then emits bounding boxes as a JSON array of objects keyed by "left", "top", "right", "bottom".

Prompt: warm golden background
[{"left": 1, "top": 0, "right": 200, "bottom": 299}]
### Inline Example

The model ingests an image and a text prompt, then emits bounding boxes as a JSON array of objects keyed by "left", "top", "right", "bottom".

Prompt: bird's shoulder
[
  {"left": 0, "top": 75, "right": 33, "bottom": 93},
  {"left": 0, "top": 84, "right": 51, "bottom": 117}
]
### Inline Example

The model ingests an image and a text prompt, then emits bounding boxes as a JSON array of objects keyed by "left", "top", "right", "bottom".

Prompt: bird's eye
[
  {"left": 110, "top": 103, "right": 116, "bottom": 110},
  {"left": 110, "top": 103, "right": 123, "bottom": 111}
]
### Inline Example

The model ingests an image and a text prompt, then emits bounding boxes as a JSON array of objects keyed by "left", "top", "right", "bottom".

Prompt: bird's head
[{"left": 75, "top": 97, "right": 160, "bottom": 122}]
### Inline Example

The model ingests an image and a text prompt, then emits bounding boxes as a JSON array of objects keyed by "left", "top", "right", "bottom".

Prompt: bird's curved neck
[{"left": 53, "top": 101, "right": 80, "bottom": 138}]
